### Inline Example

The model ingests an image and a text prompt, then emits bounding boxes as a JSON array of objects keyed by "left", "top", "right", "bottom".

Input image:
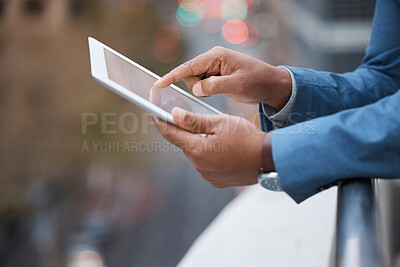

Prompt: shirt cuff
[{"left": 262, "top": 66, "right": 297, "bottom": 128}]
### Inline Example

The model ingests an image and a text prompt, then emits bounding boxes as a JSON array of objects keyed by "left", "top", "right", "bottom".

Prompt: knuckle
[
  {"left": 182, "top": 112, "right": 191, "bottom": 122},
  {"left": 201, "top": 174, "right": 212, "bottom": 182},
  {"left": 182, "top": 60, "right": 194, "bottom": 76},
  {"left": 183, "top": 113, "right": 196, "bottom": 128},
  {"left": 203, "top": 174, "right": 215, "bottom": 182},
  {"left": 207, "top": 77, "right": 218, "bottom": 94},
  {"left": 212, "top": 183, "right": 225, "bottom": 189},
  {"left": 188, "top": 114, "right": 200, "bottom": 131},
  {"left": 211, "top": 46, "right": 225, "bottom": 55}
]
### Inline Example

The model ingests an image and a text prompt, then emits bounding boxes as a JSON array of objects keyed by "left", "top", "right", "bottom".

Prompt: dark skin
[{"left": 153, "top": 46, "right": 292, "bottom": 188}]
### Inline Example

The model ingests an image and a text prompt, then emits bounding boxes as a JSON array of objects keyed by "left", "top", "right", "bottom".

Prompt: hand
[
  {"left": 154, "top": 46, "right": 292, "bottom": 110},
  {"left": 153, "top": 107, "right": 272, "bottom": 188}
]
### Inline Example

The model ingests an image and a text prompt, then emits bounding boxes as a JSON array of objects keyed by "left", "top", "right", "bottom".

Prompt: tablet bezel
[{"left": 88, "top": 37, "right": 223, "bottom": 126}]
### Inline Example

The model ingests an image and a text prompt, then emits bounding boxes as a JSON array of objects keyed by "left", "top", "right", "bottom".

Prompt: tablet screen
[{"left": 104, "top": 49, "right": 217, "bottom": 115}]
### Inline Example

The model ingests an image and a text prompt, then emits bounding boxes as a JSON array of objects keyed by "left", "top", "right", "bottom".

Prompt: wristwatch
[
  {"left": 258, "top": 170, "right": 282, "bottom": 191},
  {"left": 258, "top": 133, "right": 283, "bottom": 191}
]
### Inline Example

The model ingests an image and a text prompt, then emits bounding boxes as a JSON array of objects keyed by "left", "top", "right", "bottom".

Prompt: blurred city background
[{"left": 0, "top": 0, "right": 374, "bottom": 266}]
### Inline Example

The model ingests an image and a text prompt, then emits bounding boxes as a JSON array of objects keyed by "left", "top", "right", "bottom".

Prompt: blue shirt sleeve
[
  {"left": 273, "top": 91, "right": 400, "bottom": 203},
  {"left": 260, "top": 0, "right": 400, "bottom": 130},
  {"left": 259, "top": 0, "right": 400, "bottom": 202}
]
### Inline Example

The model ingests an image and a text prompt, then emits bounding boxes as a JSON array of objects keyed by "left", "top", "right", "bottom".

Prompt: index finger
[{"left": 154, "top": 50, "right": 216, "bottom": 88}]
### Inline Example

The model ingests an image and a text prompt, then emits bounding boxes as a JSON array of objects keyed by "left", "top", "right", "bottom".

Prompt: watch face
[{"left": 259, "top": 172, "right": 283, "bottom": 191}]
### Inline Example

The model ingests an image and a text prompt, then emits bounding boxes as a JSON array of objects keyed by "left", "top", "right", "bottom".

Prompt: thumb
[
  {"left": 172, "top": 107, "right": 218, "bottom": 134},
  {"left": 193, "top": 75, "right": 233, "bottom": 97}
]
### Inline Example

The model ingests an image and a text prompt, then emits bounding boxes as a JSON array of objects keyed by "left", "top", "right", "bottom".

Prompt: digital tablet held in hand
[{"left": 88, "top": 37, "right": 223, "bottom": 126}]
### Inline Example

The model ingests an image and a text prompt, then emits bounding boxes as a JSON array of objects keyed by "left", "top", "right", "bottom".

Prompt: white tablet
[{"left": 88, "top": 37, "right": 223, "bottom": 126}]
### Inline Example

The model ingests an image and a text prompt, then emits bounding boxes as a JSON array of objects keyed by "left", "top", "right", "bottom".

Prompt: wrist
[
  {"left": 251, "top": 131, "right": 267, "bottom": 176},
  {"left": 258, "top": 131, "right": 281, "bottom": 191},
  {"left": 261, "top": 132, "right": 275, "bottom": 172},
  {"left": 262, "top": 67, "right": 292, "bottom": 111}
]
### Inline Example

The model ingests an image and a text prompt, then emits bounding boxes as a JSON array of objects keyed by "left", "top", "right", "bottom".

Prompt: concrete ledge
[{"left": 178, "top": 185, "right": 337, "bottom": 267}]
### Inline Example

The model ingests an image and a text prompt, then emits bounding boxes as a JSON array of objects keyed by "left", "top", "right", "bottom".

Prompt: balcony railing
[{"left": 331, "top": 179, "right": 389, "bottom": 267}]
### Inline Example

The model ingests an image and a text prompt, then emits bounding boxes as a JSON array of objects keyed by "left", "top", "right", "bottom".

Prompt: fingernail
[{"left": 193, "top": 83, "right": 204, "bottom": 96}]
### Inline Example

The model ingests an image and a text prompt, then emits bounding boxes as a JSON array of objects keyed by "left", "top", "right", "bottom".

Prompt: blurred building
[
  {"left": 1, "top": 0, "right": 71, "bottom": 28},
  {"left": 274, "top": 0, "right": 376, "bottom": 72}
]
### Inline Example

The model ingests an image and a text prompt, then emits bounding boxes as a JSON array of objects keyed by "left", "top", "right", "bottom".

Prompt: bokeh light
[
  {"left": 245, "top": 0, "right": 255, "bottom": 18},
  {"left": 222, "top": 19, "right": 249, "bottom": 44},
  {"left": 176, "top": 0, "right": 204, "bottom": 28},
  {"left": 154, "top": 25, "right": 181, "bottom": 42},
  {"left": 252, "top": 12, "right": 278, "bottom": 38},
  {"left": 202, "top": 0, "right": 223, "bottom": 19},
  {"left": 154, "top": 37, "right": 181, "bottom": 64},
  {"left": 154, "top": 25, "right": 181, "bottom": 63},
  {"left": 220, "top": 0, "right": 248, "bottom": 21},
  {"left": 119, "top": 0, "right": 146, "bottom": 13},
  {"left": 242, "top": 22, "right": 259, "bottom": 47}
]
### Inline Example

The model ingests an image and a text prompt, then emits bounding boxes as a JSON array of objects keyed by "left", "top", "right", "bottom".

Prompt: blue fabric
[{"left": 259, "top": 0, "right": 400, "bottom": 203}]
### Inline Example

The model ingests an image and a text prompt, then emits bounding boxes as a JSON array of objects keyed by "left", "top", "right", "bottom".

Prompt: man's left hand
[{"left": 153, "top": 108, "right": 266, "bottom": 188}]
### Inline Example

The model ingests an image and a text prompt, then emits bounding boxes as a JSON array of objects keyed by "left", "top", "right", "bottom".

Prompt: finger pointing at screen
[{"left": 154, "top": 46, "right": 292, "bottom": 111}]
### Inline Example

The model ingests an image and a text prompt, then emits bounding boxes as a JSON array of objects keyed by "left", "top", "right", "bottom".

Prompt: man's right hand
[{"left": 154, "top": 46, "right": 292, "bottom": 111}]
